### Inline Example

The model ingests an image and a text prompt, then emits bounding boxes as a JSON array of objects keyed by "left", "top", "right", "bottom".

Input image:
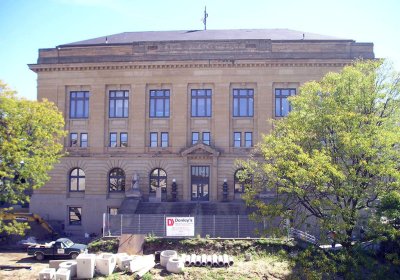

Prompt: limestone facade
[{"left": 28, "top": 29, "right": 374, "bottom": 235}]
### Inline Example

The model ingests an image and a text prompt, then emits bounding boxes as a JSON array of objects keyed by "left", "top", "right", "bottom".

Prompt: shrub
[{"left": 87, "top": 237, "right": 119, "bottom": 253}]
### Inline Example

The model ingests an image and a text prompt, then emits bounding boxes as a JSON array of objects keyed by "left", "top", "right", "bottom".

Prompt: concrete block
[
  {"left": 59, "top": 261, "right": 77, "bottom": 277},
  {"left": 129, "top": 255, "right": 154, "bottom": 273},
  {"left": 76, "top": 253, "right": 96, "bottom": 279},
  {"left": 55, "top": 268, "right": 70, "bottom": 280},
  {"left": 49, "top": 260, "right": 70, "bottom": 269},
  {"left": 117, "top": 255, "right": 133, "bottom": 270},
  {"left": 95, "top": 253, "right": 116, "bottom": 276},
  {"left": 115, "top": 252, "right": 128, "bottom": 266},
  {"left": 39, "top": 268, "right": 56, "bottom": 280}
]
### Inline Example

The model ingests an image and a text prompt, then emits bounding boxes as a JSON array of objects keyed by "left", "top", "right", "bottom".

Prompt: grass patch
[
  {"left": 88, "top": 237, "right": 119, "bottom": 253},
  {"left": 88, "top": 236, "right": 400, "bottom": 279},
  {"left": 143, "top": 236, "right": 294, "bottom": 257}
]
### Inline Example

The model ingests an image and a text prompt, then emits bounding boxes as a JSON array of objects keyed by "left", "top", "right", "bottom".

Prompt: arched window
[
  {"left": 234, "top": 169, "right": 252, "bottom": 193},
  {"left": 109, "top": 168, "right": 125, "bottom": 192},
  {"left": 69, "top": 168, "right": 85, "bottom": 192},
  {"left": 149, "top": 168, "right": 167, "bottom": 193}
]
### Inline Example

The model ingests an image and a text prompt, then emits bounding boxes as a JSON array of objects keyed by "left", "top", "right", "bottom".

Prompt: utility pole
[{"left": 203, "top": 6, "right": 208, "bottom": 30}]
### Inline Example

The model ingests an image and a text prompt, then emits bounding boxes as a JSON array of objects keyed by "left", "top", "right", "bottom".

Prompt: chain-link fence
[{"left": 102, "top": 214, "right": 273, "bottom": 238}]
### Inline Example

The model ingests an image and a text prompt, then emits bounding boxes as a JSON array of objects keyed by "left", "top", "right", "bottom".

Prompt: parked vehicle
[{"left": 27, "top": 238, "right": 87, "bottom": 260}]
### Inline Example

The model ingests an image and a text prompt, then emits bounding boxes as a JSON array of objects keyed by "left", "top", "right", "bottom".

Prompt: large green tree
[
  {"left": 0, "top": 81, "right": 66, "bottom": 235},
  {"left": 241, "top": 60, "right": 400, "bottom": 247}
]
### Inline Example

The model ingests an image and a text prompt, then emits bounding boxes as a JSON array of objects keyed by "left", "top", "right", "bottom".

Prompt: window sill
[
  {"left": 148, "top": 147, "right": 171, "bottom": 153},
  {"left": 67, "top": 147, "right": 89, "bottom": 149},
  {"left": 233, "top": 147, "right": 253, "bottom": 151},
  {"left": 68, "top": 192, "right": 85, "bottom": 198},
  {"left": 108, "top": 192, "right": 125, "bottom": 199},
  {"left": 106, "top": 147, "right": 128, "bottom": 152}
]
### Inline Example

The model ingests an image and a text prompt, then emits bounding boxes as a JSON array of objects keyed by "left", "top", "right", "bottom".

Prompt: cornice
[{"left": 28, "top": 60, "right": 351, "bottom": 73}]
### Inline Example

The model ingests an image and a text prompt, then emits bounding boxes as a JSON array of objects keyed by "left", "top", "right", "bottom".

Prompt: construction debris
[{"left": 0, "top": 265, "right": 32, "bottom": 270}]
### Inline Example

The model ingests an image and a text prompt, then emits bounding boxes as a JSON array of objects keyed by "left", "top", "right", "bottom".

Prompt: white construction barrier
[
  {"left": 76, "top": 253, "right": 96, "bottom": 279},
  {"left": 136, "top": 259, "right": 155, "bottom": 278},
  {"left": 160, "top": 250, "right": 177, "bottom": 267},
  {"left": 59, "top": 261, "right": 77, "bottom": 278},
  {"left": 117, "top": 255, "right": 133, "bottom": 271},
  {"left": 95, "top": 253, "right": 116, "bottom": 276},
  {"left": 129, "top": 255, "right": 154, "bottom": 273},
  {"left": 39, "top": 268, "right": 56, "bottom": 280},
  {"left": 115, "top": 253, "right": 128, "bottom": 267},
  {"left": 55, "top": 268, "right": 70, "bottom": 280}
]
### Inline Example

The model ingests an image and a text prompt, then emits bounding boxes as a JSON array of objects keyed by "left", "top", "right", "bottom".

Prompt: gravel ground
[{"left": 0, "top": 250, "right": 48, "bottom": 280}]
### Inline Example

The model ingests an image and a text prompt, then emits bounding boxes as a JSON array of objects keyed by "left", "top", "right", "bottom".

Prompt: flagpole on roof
[{"left": 203, "top": 6, "right": 208, "bottom": 30}]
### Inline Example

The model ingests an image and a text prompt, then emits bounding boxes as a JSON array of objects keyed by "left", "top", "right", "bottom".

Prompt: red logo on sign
[{"left": 167, "top": 218, "right": 174, "bottom": 226}]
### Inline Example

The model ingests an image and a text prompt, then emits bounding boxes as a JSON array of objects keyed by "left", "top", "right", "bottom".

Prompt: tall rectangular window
[
  {"left": 275, "top": 88, "right": 296, "bottom": 117},
  {"left": 80, "top": 133, "right": 88, "bottom": 147},
  {"left": 192, "top": 132, "right": 199, "bottom": 145},
  {"left": 191, "top": 89, "right": 212, "bottom": 117},
  {"left": 245, "top": 132, "right": 253, "bottom": 147},
  {"left": 110, "top": 133, "right": 117, "bottom": 147},
  {"left": 149, "top": 90, "right": 170, "bottom": 117},
  {"left": 70, "top": 133, "right": 78, "bottom": 147},
  {"left": 120, "top": 133, "right": 128, "bottom": 147},
  {"left": 69, "top": 206, "right": 82, "bottom": 225},
  {"left": 234, "top": 132, "right": 241, "bottom": 147},
  {"left": 109, "top": 90, "right": 129, "bottom": 118},
  {"left": 202, "top": 132, "right": 210, "bottom": 145},
  {"left": 70, "top": 91, "right": 89, "bottom": 118},
  {"left": 233, "top": 89, "right": 254, "bottom": 117},
  {"left": 161, "top": 132, "right": 169, "bottom": 147},
  {"left": 150, "top": 132, "right": 158, "bottom": 147}
]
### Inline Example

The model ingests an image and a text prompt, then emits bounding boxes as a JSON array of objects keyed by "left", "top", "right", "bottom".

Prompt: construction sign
[{"left": 166, "top": 217, "right": 195, "bottom": 237}]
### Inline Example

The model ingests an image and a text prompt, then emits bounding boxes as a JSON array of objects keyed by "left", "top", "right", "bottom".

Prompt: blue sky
[{"left": 1, "top": 0, "right": 399, "bottom": 100}]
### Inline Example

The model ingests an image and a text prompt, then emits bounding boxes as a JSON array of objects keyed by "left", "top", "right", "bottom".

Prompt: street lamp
[
  {"left": 171, "top": 178, "right": 177, "bottom": 201},
  {"left": 222, "top": 178, "right": 228, "bottom": 202}
]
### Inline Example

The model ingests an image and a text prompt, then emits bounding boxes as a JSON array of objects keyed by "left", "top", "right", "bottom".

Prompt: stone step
[{"left": 119, "top": 198, "right": 140, "bottom": 214}]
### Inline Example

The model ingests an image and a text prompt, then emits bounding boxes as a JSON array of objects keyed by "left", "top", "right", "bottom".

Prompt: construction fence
[{"left": 102, "top": 214, "right": 277, "bottom": 238}]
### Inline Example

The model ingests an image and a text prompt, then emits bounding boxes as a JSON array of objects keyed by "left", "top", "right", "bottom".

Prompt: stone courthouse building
[{"left": 28, "top": 29, "right": 374, "bottom": 235}]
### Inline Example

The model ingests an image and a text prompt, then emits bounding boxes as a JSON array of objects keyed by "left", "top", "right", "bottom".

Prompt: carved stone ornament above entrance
[{"left": 180, "top": 143, "right": 220, "bottom": 158}]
